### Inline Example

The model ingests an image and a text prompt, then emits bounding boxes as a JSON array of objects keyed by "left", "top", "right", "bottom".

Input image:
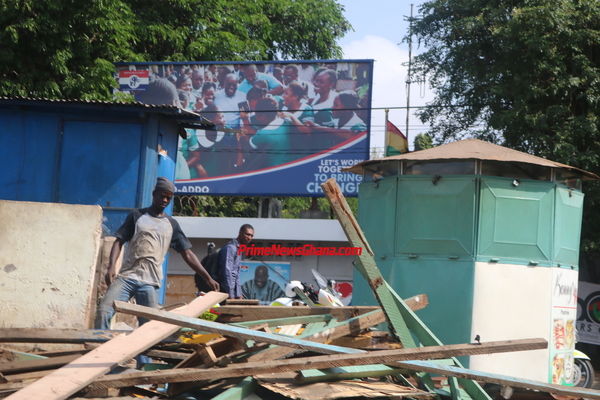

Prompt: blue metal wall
[{"left": 0, "top": 104, "right": 181, "bottom": 235}]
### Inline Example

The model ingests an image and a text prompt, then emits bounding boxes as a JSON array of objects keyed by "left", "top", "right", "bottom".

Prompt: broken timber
[
  {"left": 0, "top": 328, "right": 183, "bottom": 344},
  {"left": 77, "top": 338, "right": 547, "bottom": 391},
  {"left": 113, "top": 301, "right": 365, "bottom": 355},
  {"left": 4, "top": 291, "right": 228, "bottom": 400}
]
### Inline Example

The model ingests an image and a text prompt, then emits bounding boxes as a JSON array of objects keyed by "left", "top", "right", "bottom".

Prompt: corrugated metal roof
[
  {"left": 0, "top": 96, "right": 214, "bottom": 127},
  {"left": 345, "top": 139, "right": 599, "bottom": 180}
]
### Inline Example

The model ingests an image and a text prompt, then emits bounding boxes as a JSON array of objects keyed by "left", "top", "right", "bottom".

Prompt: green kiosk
[{"left": 346, "top": 139, "right": 598, "bottom": 384}]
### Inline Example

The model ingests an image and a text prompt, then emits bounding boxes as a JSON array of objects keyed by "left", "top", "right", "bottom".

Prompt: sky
[{"left": 337, "top": 0, "right": 433, "bottom": 154}]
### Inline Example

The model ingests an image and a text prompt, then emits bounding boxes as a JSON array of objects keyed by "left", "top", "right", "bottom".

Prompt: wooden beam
[
  {"left": 4, "top": 291, "right": 228, "bottom": 400},
  {"left": 114, "top": 301, "right": 365, "bottom": 356},
  {"left": 215, "top": 305, "right": 380, "bottom": 323},
  {"left": 0, "top": 328, "right": 182, "bottom": 344},
  {"left": 246, "top": 309, "right": 385, "bottom": 362},
  {"left": 81, "top": 338, "right": 547, "bottom": 390},
  {"left": 321, "top": 179, "right": 414, "bottom": 346},
  {"left": 295, "top": 366, "right": 412, "bottom": 384},
  {"left": 404, "top": 294, "right": 428, "bottom": 312},
  {"left": 231, "top": 314, "right": 334, "bottom": 328},
  {"left": 0, "top": 355, "right": 81, "bottom": 375},
  {"left": 396, "top": 360, "right": 600, "bottom": 400}
]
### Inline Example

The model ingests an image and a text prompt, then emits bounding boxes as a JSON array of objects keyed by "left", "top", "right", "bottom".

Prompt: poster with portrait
[
  {"left": 240, "top": 261, "right": 290, "bottom": 305},
  {"left": 114, "top": 60, "right": 373, "bottom": 196}
]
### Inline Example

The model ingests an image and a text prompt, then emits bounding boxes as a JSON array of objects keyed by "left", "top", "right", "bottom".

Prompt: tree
[
  {"left": 410, "top": 0, "right": 600, "bottom": 253},
  {"left": 0, "top": 0, "right": 350, "bottom": 100},
  {"left": 413, "top": 132, "right": 433, "bottom": 151}
]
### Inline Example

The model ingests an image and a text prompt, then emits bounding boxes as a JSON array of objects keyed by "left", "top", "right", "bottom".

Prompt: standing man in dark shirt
[
  {"left": 219, "top": 224, "right": 254, "bottom": 299},
  {"left": 95, "top": 177, "right": 219, "bottom": 331}
]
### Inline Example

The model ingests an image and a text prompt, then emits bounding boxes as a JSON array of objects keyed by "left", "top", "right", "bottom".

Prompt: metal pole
[{"left": 406, "top": 3, "right": 414, "bottom": 148}]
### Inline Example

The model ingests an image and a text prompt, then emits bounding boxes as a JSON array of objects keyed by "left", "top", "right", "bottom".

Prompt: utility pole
[{"left": 405, "top": 3, "right": 414, "bottom": 147}]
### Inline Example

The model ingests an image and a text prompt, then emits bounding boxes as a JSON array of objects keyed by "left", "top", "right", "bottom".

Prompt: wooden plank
[
  {"left": 246, "top": 309, "right": 385, "bottom": 362},
  {"left": 114, "top": 301, "right": 366, "bottom": 355},
  {"left": 0, "top": 328, "right": 182, "bottom": 344},
  {"left": 0, "top": 355, "right": 80, "bottom": 375},
  {"left": 4, "top": 291, "right": 228, "bottom": 400},
  {"left": 215, "top": 305, "right": 381, "bottom": 323},
  {"left": 81, "top": 338, "right": 547, "bottom": 390},
  {"left": 396, "top": 360, "right": 600, "bottom": 400},
  {"left": 224, "top": 299, "right": 259, "bottom": 306},
  {"left": 404, "top": 294, "right": 428, "bottom": 312},
  {"left": 295, "top": 365, "right": 411, "bottom": 384},
  {"left": 322, "top": 178, "right": 414, "bottom": 346},
  {"left": 232, "top": 314, "right": 333, "bottom": 328},
  {"left": 1, "top": 370, "right": 54, "bottom": 383}
]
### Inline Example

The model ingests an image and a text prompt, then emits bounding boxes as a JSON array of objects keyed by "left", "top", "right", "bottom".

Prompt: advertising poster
[
  {"left": 114, "top": 60, "right": 373, "bottom": 196},
  {"left": 240, "top": 261, "right": 290, "bottom": 305},
  {"left": 549, "top": 269, "right": 578, "bottom": 385},
  {"left": 577, "top": 281, "right": 600, "bottom": 345}
]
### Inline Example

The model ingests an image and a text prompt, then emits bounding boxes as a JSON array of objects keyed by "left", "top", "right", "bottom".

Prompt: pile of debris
[
  {"left": 1, "top": 180, "right": 598, "bottom": 400},
  {"left": 0, "top": 293, "right": 582, "bottom": 400}
]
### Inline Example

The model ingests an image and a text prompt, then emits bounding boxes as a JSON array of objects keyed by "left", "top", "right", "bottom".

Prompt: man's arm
[
  {"left": 105, "top": 238, "right": 125, "bottom": 286},
  {"left": 180, "top": 249, "right": 220, "bottom": 292}
]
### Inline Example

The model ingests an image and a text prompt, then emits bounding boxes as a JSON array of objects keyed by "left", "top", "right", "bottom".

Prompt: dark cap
[{"left": 155, "top": 177, "right": 175, "bottom": 193}]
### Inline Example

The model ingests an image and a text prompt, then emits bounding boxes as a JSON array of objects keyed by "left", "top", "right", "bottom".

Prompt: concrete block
[{"left": 0, "top": 200, "right": 103, "bottom": 330}]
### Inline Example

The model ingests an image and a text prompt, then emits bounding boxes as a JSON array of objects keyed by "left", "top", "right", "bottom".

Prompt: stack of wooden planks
[{"left": 0, "top": 293, "right": 583, "bottom": 400}]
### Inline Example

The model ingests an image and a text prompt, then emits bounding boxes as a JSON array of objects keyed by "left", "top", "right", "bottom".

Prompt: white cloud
[{"left": 342, "top": 35, "right": 434, "bottom": 152}]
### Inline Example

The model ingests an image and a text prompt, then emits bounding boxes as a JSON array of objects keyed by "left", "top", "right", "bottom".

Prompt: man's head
[
  {"left": 243, "top": 64, "right": 258, "bottom": 85},
  {"left": 224, "top": 73, "right": 238, "bottom": 98},
  {"left": 254, "top": 265, "right": 268, "bottom": 289},
  {"left": 237, "top": 224, "right": 254, "bottom": 246},
  {"left": 283, "top": 65, "right": 299, "bottom": 85},
  {"left": 152, "top": 177, "right": 175, "bottom": 211}
]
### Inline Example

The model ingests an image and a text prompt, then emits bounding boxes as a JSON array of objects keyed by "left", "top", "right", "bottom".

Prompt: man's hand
[
  {"left": 207, "top": 278, "right": 220, "bottom": 292},
  {"left": 105, "top": 265, "right": 117, "bottom": 286}
]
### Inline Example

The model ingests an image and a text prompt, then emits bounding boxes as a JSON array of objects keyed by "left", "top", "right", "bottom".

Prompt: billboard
[{"left": 114, "top": 60, "right": 373, "bottom": 196}]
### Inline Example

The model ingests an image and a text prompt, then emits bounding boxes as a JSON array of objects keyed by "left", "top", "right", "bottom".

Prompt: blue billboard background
[{"left": 115, "top": 60, "right": 373, "bottom": 196}]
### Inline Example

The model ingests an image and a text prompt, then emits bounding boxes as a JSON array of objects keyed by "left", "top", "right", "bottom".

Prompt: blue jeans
[{"left": 95, "top": 277, "right": 159, "bottom": 368}]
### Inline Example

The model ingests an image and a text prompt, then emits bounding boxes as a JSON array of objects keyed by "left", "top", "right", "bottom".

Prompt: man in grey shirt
[{"left": 95, "top": 177, "right": 218, "bottom": 331}]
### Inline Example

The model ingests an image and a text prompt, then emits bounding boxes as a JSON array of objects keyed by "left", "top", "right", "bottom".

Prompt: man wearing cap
[{"left": 95, "top": 177, "right": 219, "bottom": 333}]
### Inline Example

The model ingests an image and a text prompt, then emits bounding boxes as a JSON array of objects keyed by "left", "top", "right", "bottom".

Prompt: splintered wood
[{"left": 0, "top": 299, "right": 560, "bottom": 399}]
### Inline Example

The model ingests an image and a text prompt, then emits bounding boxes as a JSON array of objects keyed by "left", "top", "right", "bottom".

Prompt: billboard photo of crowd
[{"left": 115, "top": 60, "right": 373, "bottom": 196}]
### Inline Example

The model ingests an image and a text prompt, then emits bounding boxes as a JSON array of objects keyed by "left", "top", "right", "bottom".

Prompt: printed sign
[
  {"left": 240, "top": 261, "right": 290, "bottom": 305},
  {"left": 577, "top": 281, "right": 600, "bottom": 345},
  {"left": 549, "top": 270, "right": 578, "bottom": 385},
  {"left": 118, "top": 70, "right": 149, "bottom": 91},
  {"left": 114, "top": 61, "right": 373, "bottom": 196}
]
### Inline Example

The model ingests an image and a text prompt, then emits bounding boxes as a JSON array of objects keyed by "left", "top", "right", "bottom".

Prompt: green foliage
[
  {"left": 413, "top": 132, "right": 434, "bottom": 151},
  {"left": 411, "top": 0, "right": 600, "bottom": 253},
  {"left": 0, "top": 0, "right": 138, "bottom": 99},
  {"left": 174, "top": 195, "right": 358, "bottom": 220},
  {"left": 0, "top": 0, "right": 350, "bottom": 100}
]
